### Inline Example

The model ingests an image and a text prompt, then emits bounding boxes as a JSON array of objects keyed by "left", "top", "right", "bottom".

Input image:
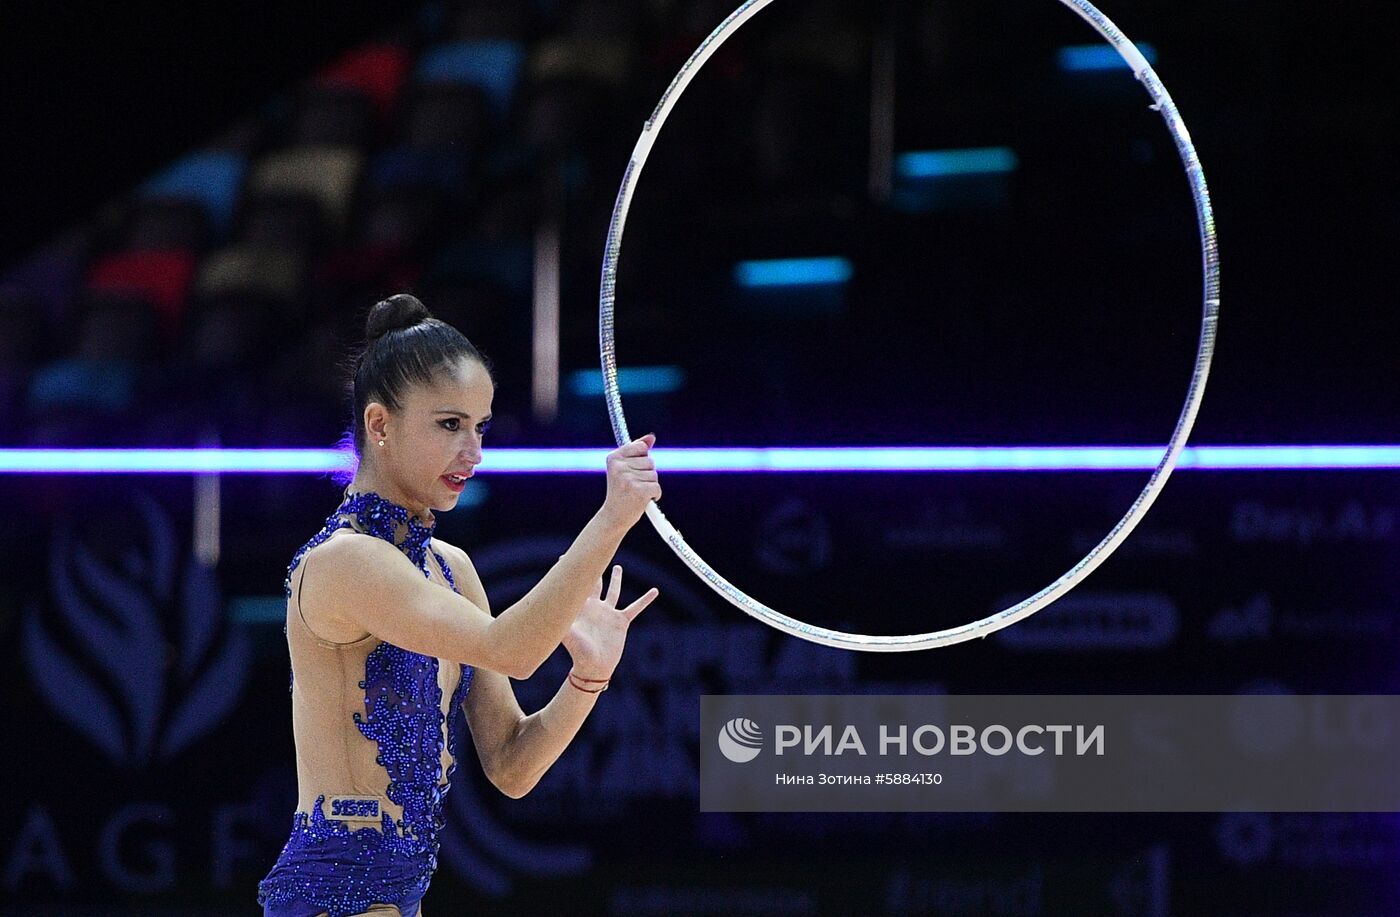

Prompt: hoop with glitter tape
[{"left": 597, "top": 0, "right": 1219, "bottom": 651}]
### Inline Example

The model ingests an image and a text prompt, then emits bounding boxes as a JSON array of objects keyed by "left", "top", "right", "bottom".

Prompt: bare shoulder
[
  {"left": 299, "top": 532, "right": 422, "bottom": 612},
  {"left": 432, "top": 539, "right": 492, "bottom": 612},
  {"left": 308, "top": 530, "right": 411, "bottom": 583},
  {"left": 294, "top": 532, "right": 413, "bottom": 642}
]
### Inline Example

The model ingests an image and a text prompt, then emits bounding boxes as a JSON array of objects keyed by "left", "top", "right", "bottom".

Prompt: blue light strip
[
  {"left": 734, "top": 257, "right": 854, "bottom": 288},
  {"left": 0, "top": 446, "right": 1398, "bottom": 474},
  {"left": 1185, "top": 446, "right": 1400, "bottom": 470},
  {"left": 895, "top": 147, "right": 1020, "bottom": 179},
  {"left": 1057, "top": 42, "right": 1159, "bottom": 72},
  {"left": 568, "top": 366, "right": 686, "bottom": 397}
]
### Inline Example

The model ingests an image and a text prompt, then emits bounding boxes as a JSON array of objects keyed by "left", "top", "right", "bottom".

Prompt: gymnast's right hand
[{"left": 601, "top": 433, "right": 662, "bottom": 529}]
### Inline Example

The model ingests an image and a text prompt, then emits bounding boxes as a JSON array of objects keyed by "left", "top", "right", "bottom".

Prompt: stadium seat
[
  {"left": 139, "top": 150, "right": 247, "bottom": 240},
  {"left": 86, "top": 250, "right": 196, "bottom": 333},
  {"left": 312, "top": 42, "right": 411, "bottom": 119},
  {"left": 368, "top": 147, "right": 470, "bottom": 197},
  {"left": 248, "top": 146, "right": 362, "bottom": 236},
  {"left": 528, "top": 36, "right": 631, "bottom": 87},
  {"left": 194, "top": 245, "right": 304, "bottom": 304},
  {"left": 28, "top": 357, "right": 138, "bottom": 414},
  {"left": 415, "top": 40, "right": 526, "bottom": 118}
]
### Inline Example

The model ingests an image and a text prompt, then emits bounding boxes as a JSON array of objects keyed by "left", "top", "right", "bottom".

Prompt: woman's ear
[{"left": 364, "top": 402, "right": 390, "bottom": 445}]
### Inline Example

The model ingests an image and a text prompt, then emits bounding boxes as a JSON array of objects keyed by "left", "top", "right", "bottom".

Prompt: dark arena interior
[{"left": 2, "top": 1, "right": 1397, "bottom": 914}]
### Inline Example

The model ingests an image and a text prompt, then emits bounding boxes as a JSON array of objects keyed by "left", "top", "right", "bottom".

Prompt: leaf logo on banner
[{"left": 21, "top": 491, "right": 250, "bottom": 766}]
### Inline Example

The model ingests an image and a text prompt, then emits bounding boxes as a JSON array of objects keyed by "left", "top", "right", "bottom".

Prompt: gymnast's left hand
[{"left": 562, "top": 564, "right": 658, "bottom": 680}]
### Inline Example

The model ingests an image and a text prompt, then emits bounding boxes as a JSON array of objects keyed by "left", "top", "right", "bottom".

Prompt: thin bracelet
[
  {"left": 569, "top": 671, "right": 610, "bottom": 682},
  {"left": 568, "top": 672, "right": 609, "bottom": 693},
  {"left": 568, "top": 674, "right": 607, "bottom": 697}
]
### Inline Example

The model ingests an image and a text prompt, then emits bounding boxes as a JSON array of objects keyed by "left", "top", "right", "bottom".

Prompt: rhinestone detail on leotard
[
  {"left": 258, "top": 491, "right": 475, "bottom": 917},
  {"left": 282, "top": 490, "right": 439, "bottom": 599}
]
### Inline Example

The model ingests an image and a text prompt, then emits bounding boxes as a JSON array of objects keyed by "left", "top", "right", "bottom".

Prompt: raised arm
[
  {"left": 300, "top": 434, "right": 661, "bottom": 679},
  {"left": 300, "top": 533, "right": 526, "bottom": 676}
]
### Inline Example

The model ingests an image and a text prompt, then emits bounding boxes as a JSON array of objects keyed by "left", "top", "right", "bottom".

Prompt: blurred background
[{"left": 2, "top": 0, "right": 1396, "bottom": 914}]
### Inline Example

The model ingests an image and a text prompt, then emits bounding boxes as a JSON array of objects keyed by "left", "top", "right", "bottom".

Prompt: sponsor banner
[{"left": 701, "top": 695, "right": 1400, "bottom": 812}]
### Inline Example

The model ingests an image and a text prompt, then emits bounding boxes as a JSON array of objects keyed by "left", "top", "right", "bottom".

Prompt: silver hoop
[{"left": 598, "top": 0, "right": 1219, "bottom": 651}]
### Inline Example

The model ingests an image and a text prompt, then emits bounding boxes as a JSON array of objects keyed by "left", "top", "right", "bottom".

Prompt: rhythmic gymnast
[{"left": 257, "top": 294, "right": 663, "bottom": 917}]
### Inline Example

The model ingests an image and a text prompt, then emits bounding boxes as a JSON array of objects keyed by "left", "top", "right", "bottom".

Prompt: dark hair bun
[{"left": 366, "top": 293, "right": 431, "bottom": 342}]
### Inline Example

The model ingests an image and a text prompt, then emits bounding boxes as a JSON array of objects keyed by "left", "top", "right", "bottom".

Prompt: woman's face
[{"left": 368, "top": 357, "right": 494, "bottom": 514}]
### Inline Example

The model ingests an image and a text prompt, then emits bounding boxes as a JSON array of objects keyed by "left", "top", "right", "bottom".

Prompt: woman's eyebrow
[{"left": 434, "top": 409, "right": 492, "bottom": 420}]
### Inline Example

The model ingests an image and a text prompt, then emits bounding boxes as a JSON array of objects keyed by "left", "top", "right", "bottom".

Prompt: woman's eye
[
  {"left": 440, "top": 418, "right": 460, "bottom": 432},
  {"left": 477, "top": 421, "right": 492, "bottom": 435}
]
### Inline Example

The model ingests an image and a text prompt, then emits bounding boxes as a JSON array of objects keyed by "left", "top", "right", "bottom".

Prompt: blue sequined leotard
[{"left": 258, "top": 491, "right": 474, "bottom": 917}]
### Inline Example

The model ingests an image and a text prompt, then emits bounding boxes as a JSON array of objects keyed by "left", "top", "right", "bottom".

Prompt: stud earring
[{"left": 377, "top": 439, "right": 386, "bottom": 447}]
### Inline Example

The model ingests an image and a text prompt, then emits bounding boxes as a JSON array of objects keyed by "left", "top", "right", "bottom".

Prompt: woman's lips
[{"left": 441, "top": 471, "right": 471, "bottom": 492}]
